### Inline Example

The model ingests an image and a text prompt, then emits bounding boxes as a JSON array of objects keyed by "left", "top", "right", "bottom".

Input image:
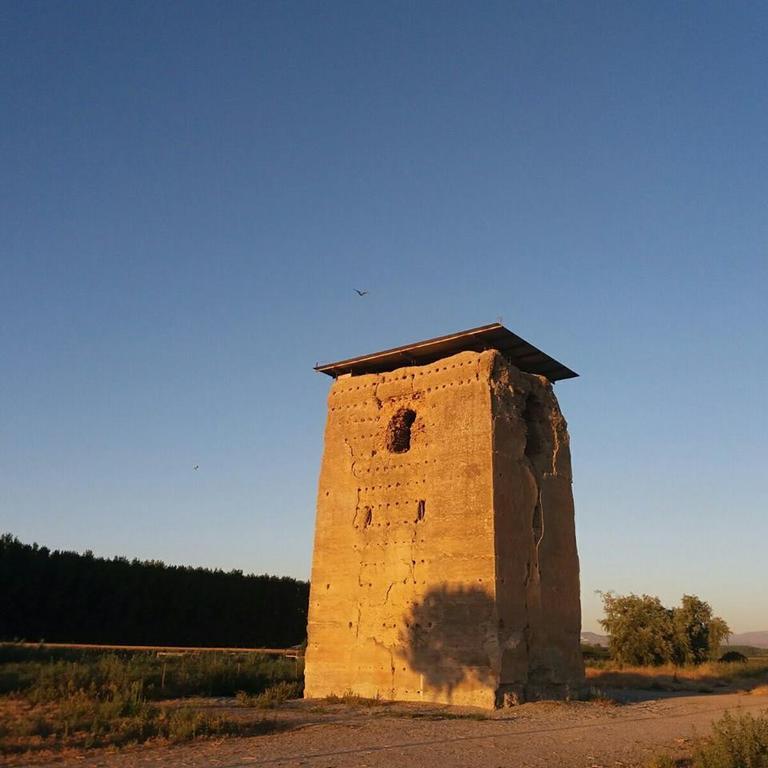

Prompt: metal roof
[{"left": 315, "top": 323, "right": 578, "bottom": 382}]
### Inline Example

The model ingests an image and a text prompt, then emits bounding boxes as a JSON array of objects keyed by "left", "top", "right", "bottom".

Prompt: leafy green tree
[
  {"left": 599, "top": 592, "right": 676, "bottom": 665},
  {"left": 673, "top": 594, "right": 730, "bottom": 664},
  {"left": 599, "top": 592, "right": 730, "bottom": 666}
]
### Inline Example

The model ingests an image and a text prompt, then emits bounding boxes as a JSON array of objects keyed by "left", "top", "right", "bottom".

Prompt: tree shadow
[{"left": 398, "top": 584, "right": 498, "bottom": 701}]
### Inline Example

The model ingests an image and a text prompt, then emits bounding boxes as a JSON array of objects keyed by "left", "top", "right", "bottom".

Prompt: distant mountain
[
  {"left": 580, "top": 631, "right": 609, "bottom": 647},
  {"left": 728, "top": 632, "right": 768, "bottom": 649}
]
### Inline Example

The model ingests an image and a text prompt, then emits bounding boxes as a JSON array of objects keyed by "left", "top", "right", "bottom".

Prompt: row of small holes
[
  {"left": 357, "top": 480, "right": 427, "bottom": 491},
  {"left": 329, "top": 377, "right": 479, "bottom": 410},
  {"left": 354, "top": 522, "right": 425, "bottom": 530},
  {"left": 355, "top": 499, "right": 428, "bottom": 508},
  {"left": 331, "top": 360, "right": 478, "bottom": 394},
  {"left": 353, "top": 540, "right": 427, "bottom": 549},
  {"left": 364, "top": 459, "right": 438, "bottom": 474},
  {"left": 360, "top": 559, "right": 428, "bottom": 567},
  {"left": 354, "top": 577, "right": 486, "bottom": 584}
]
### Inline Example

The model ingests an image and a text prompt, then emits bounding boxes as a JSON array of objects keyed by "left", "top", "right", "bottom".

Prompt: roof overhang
[{"left": 315, "top": 323, "right": 578, "bottom": 382}]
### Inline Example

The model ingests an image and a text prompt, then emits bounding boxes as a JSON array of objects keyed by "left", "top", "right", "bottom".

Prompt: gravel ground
[{"left": 6, "top": 690, "right": 768, "bottom": 768}]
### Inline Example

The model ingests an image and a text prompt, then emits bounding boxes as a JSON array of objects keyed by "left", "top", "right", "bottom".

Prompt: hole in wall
[{"left": 386, "top": 408, "right": 416, "bottom": 453}]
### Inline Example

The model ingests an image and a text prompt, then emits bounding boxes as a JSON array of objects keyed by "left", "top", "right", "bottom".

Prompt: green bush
[{"left": 694, "top": 710, "right": 768, "bottom": 768}]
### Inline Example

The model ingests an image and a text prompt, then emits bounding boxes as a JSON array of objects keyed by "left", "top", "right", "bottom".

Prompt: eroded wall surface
[
  {"left": 490, "top": 354, "right": 584, "bottom": 703},
  {"left": 304, "top": 350, "right": 583, "bottom": 707}
]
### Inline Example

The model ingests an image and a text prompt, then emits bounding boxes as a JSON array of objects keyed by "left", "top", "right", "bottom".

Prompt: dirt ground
[{"left": 6, "top": 689, "right": 768, "bottom": 768}]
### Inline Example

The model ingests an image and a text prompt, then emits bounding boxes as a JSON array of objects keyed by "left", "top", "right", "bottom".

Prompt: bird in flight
[
  {"left": 354, "top": 289, "right": 368, "bottom": 296},
  {"left": 193, "top": 465, "right": 199, "bottom": 470}
]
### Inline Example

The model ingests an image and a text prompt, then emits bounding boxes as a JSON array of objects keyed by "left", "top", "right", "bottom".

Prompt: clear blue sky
[{"left": 2, "top": 1, "right": 766, "bottom": 634}]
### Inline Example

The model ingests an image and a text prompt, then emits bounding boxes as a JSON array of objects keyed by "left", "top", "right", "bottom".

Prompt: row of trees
[
  {"left": 599, "top": 592, "right": 730, "bottom": 666},
  {"left": 0, "top": 534, "right": 309, "bottom": 648}
]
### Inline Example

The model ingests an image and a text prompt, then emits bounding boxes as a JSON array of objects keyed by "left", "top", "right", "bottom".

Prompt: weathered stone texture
[{"left": 305, "top": 349, "right": 583, "bottom": 707}]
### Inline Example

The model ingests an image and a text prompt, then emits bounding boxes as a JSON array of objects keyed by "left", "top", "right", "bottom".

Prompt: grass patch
[
  {"left": 0, "top": 695, "right": 282, "bottom": 755},
  {"left": 577, "top": 685, "right": 619, "bottom": 705},
  {"left": 586, "top": 659, "right": 768, "bottom": 693},
  {"left": 0, "top": 644, "right": 300, "bottom": 754},
  {"left": 324, "top": 690, "right": 384, "bottom": 706},
  {"left": 0, "top": 643, "right": 302, "bottom": 702},
  {"left": 236, "top": 680, "right": 302, "bottom": 709},
  {"left": 402, "top": 710, "right": 489, "bottom": 720}
]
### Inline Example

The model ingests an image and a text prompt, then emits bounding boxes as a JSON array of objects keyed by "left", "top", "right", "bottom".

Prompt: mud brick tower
[{"left": 305, "top": 324, "right": 584, "bottom": 708}]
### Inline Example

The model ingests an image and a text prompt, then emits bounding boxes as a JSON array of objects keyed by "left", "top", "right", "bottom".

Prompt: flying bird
[
  {"left": 354, "top": 289, "right": 368, "bottom": 296},
  {"left": 193, "top": 465, "right": 199, "bottom": 470}
]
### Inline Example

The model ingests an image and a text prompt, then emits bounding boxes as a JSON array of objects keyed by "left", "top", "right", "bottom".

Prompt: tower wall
[
  {"left": 490, "top": 353, "right": 584, "bottom": 702},
  {"left": 305, "top": 349, "right": 583, "bottom": 707}
]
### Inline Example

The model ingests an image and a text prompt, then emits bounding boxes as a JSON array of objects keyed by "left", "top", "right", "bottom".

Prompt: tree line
[{"left": 0, "top": 534, "right": 309, "bottom": 648}]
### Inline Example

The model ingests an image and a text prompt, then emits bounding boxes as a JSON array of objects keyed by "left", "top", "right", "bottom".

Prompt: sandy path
[{"left": 15, "top": 692, "right": 768, "bottom": 768}]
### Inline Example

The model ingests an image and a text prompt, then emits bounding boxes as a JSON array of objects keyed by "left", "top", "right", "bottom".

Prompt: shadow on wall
[{"left": 399, "top": 584, "right": 497, "bottom": 701}]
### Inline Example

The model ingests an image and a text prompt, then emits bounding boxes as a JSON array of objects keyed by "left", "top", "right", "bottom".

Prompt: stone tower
[{"left": 305, "top": 324, "right": 584, "bottom": 708}]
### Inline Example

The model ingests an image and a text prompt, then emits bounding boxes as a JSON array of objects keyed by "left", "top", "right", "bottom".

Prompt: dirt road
[{"left": 16, "top": 691, "right": 768, "bottom": 768}]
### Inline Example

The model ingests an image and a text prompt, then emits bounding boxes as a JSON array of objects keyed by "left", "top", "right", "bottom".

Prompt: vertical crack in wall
[
  {"left": 522, "top": 392, "right": 545, "bottom": 587},
  {"left": 550, "top": 412, "right": 562, "bottom": 477},
  {"left": 352, "top": 488, "right": 362, "bottom": 528},
  {"left": 533, "top": 490, "right": 544, "bottom": 555},
  {"left": 408, "top": 509, "right": 420, "bottom": 584},
  {"left": 521, "top": 387, "right": 549, "bottom": 696},
  {"left": 345, "top": 437, "right": 362, "bottom": 479}
]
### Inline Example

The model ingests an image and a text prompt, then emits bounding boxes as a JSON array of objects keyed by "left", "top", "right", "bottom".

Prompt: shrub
[{"left": 694, "top": 710, "right": 768, "bottom": 768}]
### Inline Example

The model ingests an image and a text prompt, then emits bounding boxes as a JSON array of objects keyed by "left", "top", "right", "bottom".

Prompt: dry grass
[
  {"left": 235, "top": 681, "right": 302, "bottom": 709},
  {"left": 586, "top": 659, "right": 768, "bottom": 693},
  {"left": 578, "top": 685, "right": 620, "bottom": 705},
  {"left": 0, "top": 695, "right": 282, "bottom": 756},
  {"left": 324, "top": 690, "right": 385, "bottom": 707},
  {"left": 0, "top": 645, "right": 300, "bottom": 757}
]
